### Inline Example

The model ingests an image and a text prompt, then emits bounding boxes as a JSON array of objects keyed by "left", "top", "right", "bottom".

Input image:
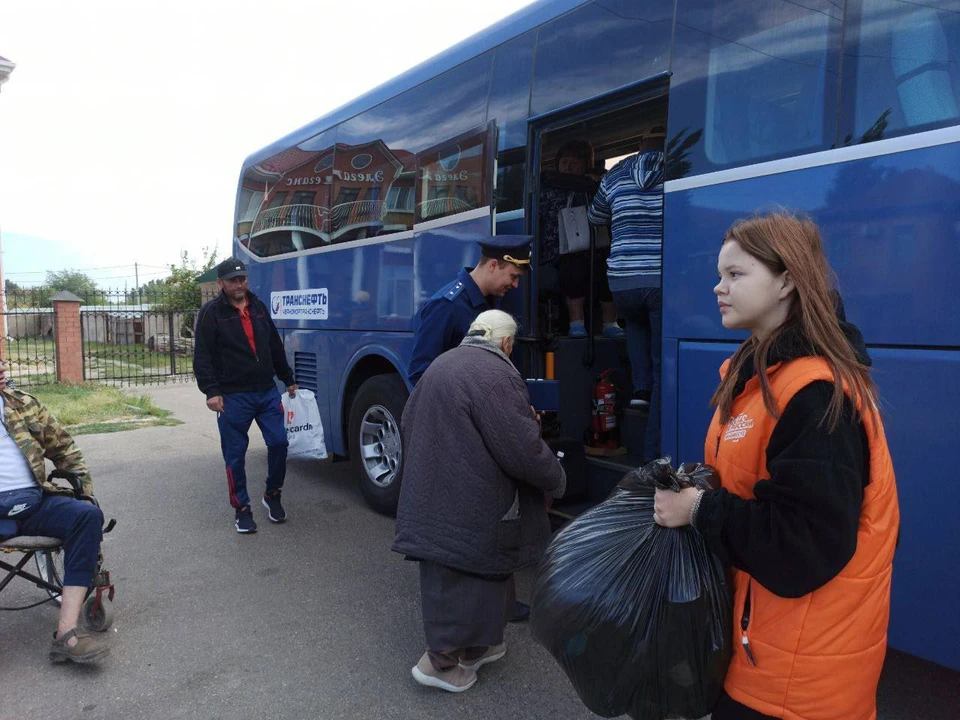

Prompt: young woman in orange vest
[{"left": 653, "top": 212, "right": 899, "bottom": 720}]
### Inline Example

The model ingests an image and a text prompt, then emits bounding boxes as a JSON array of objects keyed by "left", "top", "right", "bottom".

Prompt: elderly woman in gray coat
[{"left": 393, "top": 309, "right": 566, "bottom": 693}]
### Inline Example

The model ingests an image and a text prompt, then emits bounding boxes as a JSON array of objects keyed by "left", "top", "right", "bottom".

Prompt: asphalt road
[{"left": 0, "top": 382, "right": 957, "bottom": 720}]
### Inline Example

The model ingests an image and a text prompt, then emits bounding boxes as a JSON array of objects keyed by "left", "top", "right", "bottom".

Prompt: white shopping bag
[{"left": 281, "top": 388, "right": 328, "bottom": 461}]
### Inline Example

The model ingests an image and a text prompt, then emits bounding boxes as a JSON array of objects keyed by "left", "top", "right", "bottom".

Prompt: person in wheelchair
[{"left": 0, "top": 366, "right": 109, "bottom": 663}]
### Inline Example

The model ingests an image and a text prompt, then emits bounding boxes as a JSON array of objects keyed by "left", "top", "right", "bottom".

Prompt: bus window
[
  {"left": 841, "top": 0, "right": 960, "bottom": 145},
  {"left": 668, "top": 0, "right": 842, "bottom": 178},
  {"left": 329, "top": 140, "right": 411, "bottom": 243},
  {"left": 530, "top": 0, "right": 672, "bottom": 117},
  {"left": 416, "top": 126, "right": 492, "bottom": 223},
  {"left": 487, "top": 31, "right": 535, "bottom": 216},
  {"left": 332, "top": 53, "right": 492, "bottom": 238},
  {"left": 242, "top": 127, "right": 337, "bottom": 257}
]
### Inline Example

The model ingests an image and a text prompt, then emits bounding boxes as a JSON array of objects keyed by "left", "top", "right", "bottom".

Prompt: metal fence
[
  {"left": 1, "top": 287, "right": 200, "bottom": 388},
  {"left": 79, "top": 289, "right": 197, "bottom": 386},
  {"left": 0, "top": 288, "right": 57, "bottom": 387}
]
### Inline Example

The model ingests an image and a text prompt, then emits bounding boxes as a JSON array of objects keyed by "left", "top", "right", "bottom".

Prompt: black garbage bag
[{"left": 531, "top": 458, "right": 732, "bottom": 720}]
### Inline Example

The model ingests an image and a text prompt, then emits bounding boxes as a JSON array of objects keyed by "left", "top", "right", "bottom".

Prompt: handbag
[
  {"left": 558, "top": 194, "right": 590, "bottom": 255},
  {"left": 559, "top": 193, "right": 609, "bottom": 254}
]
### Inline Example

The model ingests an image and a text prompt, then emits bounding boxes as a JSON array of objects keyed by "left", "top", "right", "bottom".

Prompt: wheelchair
[{"left": 0, "top": 469, "right": 116, "bottom": 631}]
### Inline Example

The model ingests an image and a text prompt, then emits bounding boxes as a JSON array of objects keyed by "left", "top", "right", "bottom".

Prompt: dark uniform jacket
[
  {"left": 194, "top": 291, "right": 294, "bottom": 399},
  {"left": 393, "top": 339, "right": 566, "bottom": 578},
  {"left": 406, "top": 268, "right": 498, "bottom": 386}
]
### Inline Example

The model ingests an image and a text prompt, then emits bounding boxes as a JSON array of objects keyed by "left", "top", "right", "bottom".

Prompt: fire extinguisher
[{"left": 589, "top": 369, "right": 619, "bottom": 449}]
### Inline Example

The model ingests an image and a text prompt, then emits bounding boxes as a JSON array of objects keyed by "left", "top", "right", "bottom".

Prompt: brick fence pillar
[{"left": 52, "top": 290, "right": 84, "bottom": 384}]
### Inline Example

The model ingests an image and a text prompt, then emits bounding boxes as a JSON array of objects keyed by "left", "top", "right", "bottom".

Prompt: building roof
[{"left": 196, "top": 267, "right": 219, "bottom": 283}]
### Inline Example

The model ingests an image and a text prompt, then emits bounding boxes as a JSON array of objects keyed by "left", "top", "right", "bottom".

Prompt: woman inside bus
[
  {"left": 393, "top": 310, "right": 566, "bottom": 693},
  {"left": 652, "top": 212, "right": 899, "bottom": 720},
  {"left": 538, "top": 139, "right": 622, "bottom": 338}
]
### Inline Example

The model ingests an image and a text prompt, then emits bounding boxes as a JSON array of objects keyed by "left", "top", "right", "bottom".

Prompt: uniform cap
[
  {"left": 478, "top": 235, "right": 533, "bottom": 267},
  {"left": 217, "top": 258, "right": 248, "bottom": 280}
]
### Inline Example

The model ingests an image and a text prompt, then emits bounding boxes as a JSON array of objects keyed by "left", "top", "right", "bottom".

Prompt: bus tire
[{"left": 348, "top": 374, "right": 409, "bottom": 516}]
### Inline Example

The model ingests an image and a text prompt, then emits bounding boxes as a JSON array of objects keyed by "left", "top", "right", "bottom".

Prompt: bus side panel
[
  {"left": 870, "top": 348, "right": 960, "bottom": 671},
  {"left": 663, "top": 142, "right": 960, "bottom": 347},
  {"left": 675, "top": 341, "right": 737, "bottom": 462},
  {"left": 243, "top": 212, "right": 495, "bottom": 456}
]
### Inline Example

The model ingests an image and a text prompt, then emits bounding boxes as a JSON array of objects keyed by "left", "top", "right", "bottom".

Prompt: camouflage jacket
[{"left": 1, "top": 386, "right": 92, "bottom": 496}]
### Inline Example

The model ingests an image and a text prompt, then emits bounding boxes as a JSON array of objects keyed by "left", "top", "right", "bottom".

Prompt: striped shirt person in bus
[
  {"left": 406, "top": 235, "right": 531, "bottom": 387},
  {"left": 588, "top": 126, "right": 666, "bottom": 463},
  {"left": 194, "top": 258, "right": 298, "bottom": 534}
]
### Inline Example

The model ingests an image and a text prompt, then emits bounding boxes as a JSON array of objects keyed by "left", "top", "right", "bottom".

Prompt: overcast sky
[{"left": 0, "top": 0, "right": 534, "bottom": 289}]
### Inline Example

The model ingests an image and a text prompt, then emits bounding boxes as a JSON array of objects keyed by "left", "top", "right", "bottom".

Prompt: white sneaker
[{"left": 411, "top": 653, "right": 477, "bottom": 693}]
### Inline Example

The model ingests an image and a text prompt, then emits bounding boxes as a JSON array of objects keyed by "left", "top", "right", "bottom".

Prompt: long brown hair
[{"left": 710, "top": 212, "right": 878, "bottom": 431}]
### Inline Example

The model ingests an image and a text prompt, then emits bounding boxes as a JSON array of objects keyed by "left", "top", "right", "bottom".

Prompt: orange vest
[{"left": 705, "top": 357, "right": 899, "bottom": 720}]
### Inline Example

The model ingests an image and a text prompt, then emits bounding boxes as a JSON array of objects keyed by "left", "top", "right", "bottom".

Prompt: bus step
[
  {"left": 619, "top": 406, "right": 649, "bottom": 452},
  {"left": 585, "top": 453, "right": 645, "bottom": 505}
]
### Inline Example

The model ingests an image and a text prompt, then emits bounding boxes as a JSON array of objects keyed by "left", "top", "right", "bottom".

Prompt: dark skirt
[{"left": 419, "top": 560, "right": 514, "bottom": 651}]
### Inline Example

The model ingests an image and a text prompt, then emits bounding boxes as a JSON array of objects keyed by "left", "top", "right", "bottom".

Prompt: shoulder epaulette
[{"left": 438, "top": 279, "right": 466, "bottom": 302}]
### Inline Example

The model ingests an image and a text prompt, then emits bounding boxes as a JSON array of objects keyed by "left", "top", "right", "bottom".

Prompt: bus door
[{"left": 525, "top": 76, "right": 670, "bottom": 517}]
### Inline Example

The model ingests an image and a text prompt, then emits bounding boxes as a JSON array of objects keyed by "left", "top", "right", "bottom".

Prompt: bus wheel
[{"left": 348, "top": 374, "right": 408, "bottom": 516}]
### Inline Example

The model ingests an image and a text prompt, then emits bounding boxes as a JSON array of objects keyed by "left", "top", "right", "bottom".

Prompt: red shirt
[{"left": 238, "top": 302, "right": 257, "bottom": 355}]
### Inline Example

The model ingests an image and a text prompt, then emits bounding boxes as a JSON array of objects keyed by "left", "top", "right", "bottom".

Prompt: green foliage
[
  {"left": 127, "top": 247, "right": 219, "bottom": 313},
  {"left": 3, "top": 278, "right": 47, "bottom": 308},
  {"left": 46, "top": 269, "right": 103, "bottom": 304}
]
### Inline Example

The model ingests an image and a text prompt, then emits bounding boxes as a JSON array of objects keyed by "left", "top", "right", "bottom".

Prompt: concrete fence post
[{"left": 52, "top": 290, "right": 84, "bottom": 384}]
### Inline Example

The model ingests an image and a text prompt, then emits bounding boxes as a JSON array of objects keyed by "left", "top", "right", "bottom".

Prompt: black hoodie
[
  {"left": 193, "top": 291, "right": 295, "bottom": 399},
  {"left": 693, "top": 322, "right": 872, "bottom": 599}
]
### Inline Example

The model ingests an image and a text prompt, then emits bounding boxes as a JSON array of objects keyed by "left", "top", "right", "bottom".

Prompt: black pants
[{"left": 711, "top": 690, "right": 777, "bottom": 720}]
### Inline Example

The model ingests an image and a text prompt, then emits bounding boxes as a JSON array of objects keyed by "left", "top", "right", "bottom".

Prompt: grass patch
[{"left": 30, "top": 383, "right": 182, "bottom": 435}]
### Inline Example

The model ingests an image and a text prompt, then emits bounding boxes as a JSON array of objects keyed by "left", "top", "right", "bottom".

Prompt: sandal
[{"left": 50, "top": 627, "right": 110, "bottom": 664}]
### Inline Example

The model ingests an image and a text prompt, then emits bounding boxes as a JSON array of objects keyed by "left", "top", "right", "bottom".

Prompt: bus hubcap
[{"left": 359, "top": 405, "right": 401, "bottom": 489}]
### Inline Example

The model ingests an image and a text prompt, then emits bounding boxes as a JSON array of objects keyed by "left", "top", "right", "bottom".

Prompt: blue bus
[{"left": 234, "top": 0, "right": 960, "bottom": 671}]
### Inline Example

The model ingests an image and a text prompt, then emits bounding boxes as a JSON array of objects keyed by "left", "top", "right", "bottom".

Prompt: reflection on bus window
[
  {"left": 416, "top": 129, "right": 489, "bottom": 223},
  {"left": 842, "top": 0, "right": 960, "bottom": 145},
  {"left": 704, "top": 7, "right": 838, "bottom": 166},
  {"left": 530, "top": 0, "right": 672, "bottom": 117},
  {"left": 330, "top": 139, "right": 413, "bottom": 242},
  {"left": 668, "top": 0, "right": 842, "bottom": 178}
]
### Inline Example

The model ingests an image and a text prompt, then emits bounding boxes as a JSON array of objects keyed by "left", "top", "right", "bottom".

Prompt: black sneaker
[
  {"left": 235, "top": 506, "right": 257, "bottom": 534},
  {"left": 262, "top": 490, "right": 286, "bottom": 523}
]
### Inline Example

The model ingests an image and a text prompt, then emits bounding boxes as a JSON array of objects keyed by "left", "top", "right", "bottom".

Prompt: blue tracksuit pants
[
  {"left": 14, "top": 492, "right": 104, "bottom": 588},
  {"left": 217, "top": 389, "right": 288, "bottom": 510}
]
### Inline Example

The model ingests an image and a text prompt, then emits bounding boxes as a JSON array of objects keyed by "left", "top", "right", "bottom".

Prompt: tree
[
  {"left": 3, "top": 278, "right": 49, "bottom": 309},
  {"left": 153, "top": 247, "right": 220, "bottom": 337},
  {"left": 155, "top": 247, "right": 219, "bottom": 312},
  {"left": 45, "top": 269, "right": 100, "bottom": 303}
]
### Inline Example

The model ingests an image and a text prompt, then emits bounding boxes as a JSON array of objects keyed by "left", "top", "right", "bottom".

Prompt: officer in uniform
[{"left": 407, "top": 235, "right": 532, "bottom": 386}]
